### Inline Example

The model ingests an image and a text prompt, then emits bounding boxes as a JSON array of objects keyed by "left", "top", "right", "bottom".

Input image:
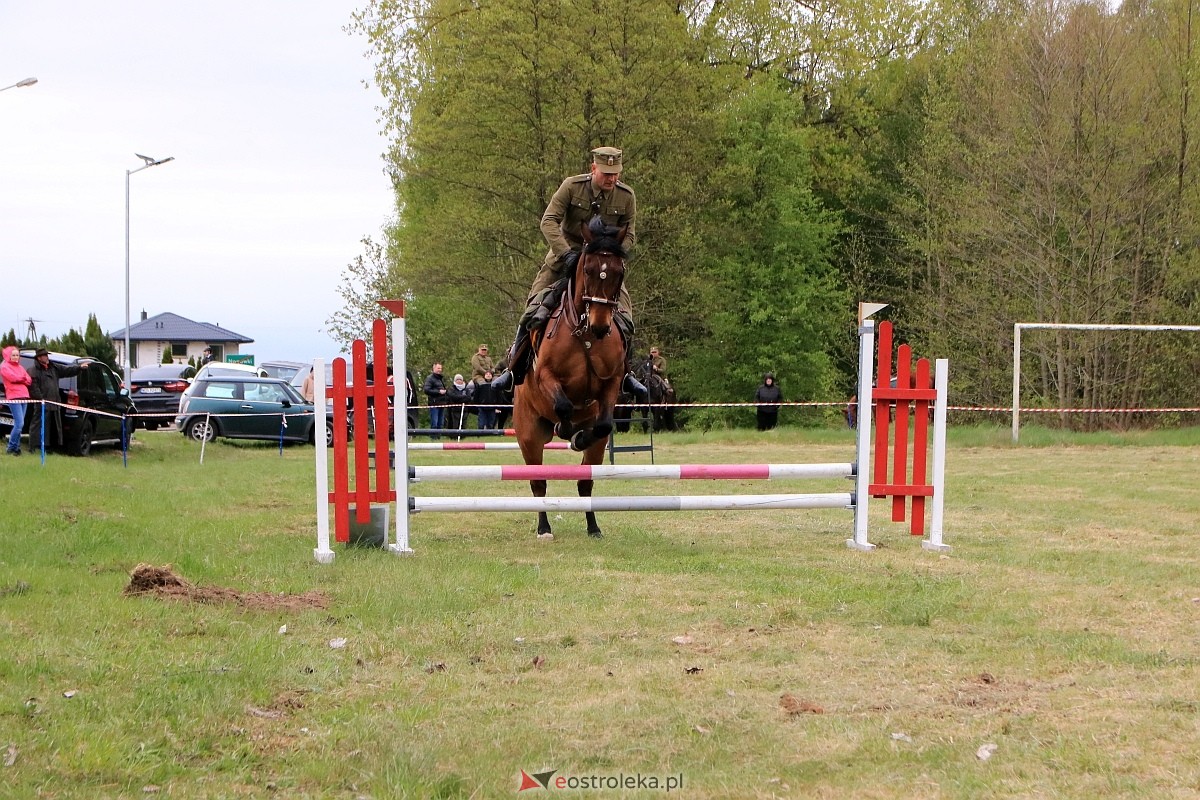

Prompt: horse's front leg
[
  {"left": 550, "top": 387, "right": 576, "bottom": 441},
  {"left": 578, "top": 435, "right": 609, "bottom": 538}
]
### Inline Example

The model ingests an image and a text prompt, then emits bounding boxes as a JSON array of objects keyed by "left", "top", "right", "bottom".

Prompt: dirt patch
[{"left": 124, "top": 564, "right": 329, "bottom": 611}]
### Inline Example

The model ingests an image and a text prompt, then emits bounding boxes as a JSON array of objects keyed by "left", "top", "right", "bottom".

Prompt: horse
[
  {"left": 614, "top": 355, "right": 677, "bottom": 433},
  {"left": 512, "top": 222, "right": 628, "bottom": 539},
  {"left": 637, "top": 358, "right": 677, "bottom": 431}
]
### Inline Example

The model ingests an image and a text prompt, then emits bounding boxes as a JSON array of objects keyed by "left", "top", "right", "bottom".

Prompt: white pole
[
  {"left": 1012, "top": 324, "right": 1021, "bottom": 443},
  {"left": 390, "top": 313, "right": 413, "bottom": 555},
  {"left": 313, "top": 359, "right": 334, "bottom": 563},
  {"left": 923, "top": 358, "right": 951, "bottom": 552},
  {"left": 413, "top": 493, "right": 854, "bottom": 513},
  {"left": 848, "top": 320, "right": 877, "bottom": 551}
]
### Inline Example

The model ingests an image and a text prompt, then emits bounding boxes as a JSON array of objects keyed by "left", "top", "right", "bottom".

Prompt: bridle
[{"left": 573, "top": 249, "right": 624, "bottom": 337}]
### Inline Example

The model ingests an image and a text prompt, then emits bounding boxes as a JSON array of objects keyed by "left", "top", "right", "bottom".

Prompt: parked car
[
  {"left": 193, "top": 361, "right": 270, "bottom": 381},
  {"left": 0, "top": 350, "right": 135, "bottom": 456},
  {"left": 128, "top": 364, "right": 196, "bottom": 430},
  {"left": 175, "top": 376, "right": 335, "bottom": 445},
  {"left": 261, "top": 360, "right": 305, "bottom": 381},
  {"left": 291, "top": 360, "right": 418, "bottom": 432}
]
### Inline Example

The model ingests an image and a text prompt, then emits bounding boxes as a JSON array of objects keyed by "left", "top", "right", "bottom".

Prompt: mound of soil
[{"left": 124, "top": 564, "right": 329, "bottom": 611}]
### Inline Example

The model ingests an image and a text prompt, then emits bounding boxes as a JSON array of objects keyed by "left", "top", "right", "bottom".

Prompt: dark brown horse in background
[{"left": 513, "top": 222, "right": 628, "bottom": 539}]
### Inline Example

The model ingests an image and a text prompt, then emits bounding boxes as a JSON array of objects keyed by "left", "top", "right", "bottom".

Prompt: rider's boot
[
  {"left": 622, "top": 354, "right": 648, "bottom": 400},
  {"left": 492, "top": 282, "right": 567, "bottom": 392},
  {"left": 490, "top": 322, "right": 529, "bottom": 392},
  {"left": 614, "top": 311, "right": 648, "bottom": 400}
]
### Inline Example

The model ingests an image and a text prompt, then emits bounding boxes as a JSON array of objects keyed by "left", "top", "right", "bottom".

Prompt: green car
[{"left": 176, "top": 376, "right": 335, "bottom": 446}]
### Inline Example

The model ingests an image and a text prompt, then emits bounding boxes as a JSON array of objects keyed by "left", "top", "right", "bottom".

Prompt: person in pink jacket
[{"left": 1, "top": 346, "right": 32, "bottom": 456}]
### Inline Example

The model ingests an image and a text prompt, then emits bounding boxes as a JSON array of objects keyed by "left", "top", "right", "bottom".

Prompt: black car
[
  {"left": 176, "top": 375, "right": 336, "bottom": 445},
  {"left": 129, "top": 364, "right": 196, "bottom": 430},
  {"left": 0, "top": 350, "right": 135, "bottom": 456}
]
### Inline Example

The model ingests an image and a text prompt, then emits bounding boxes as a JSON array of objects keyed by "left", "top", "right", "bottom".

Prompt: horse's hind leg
[{"left": 530, "top": 478, "right": 552, "bottom": 538}]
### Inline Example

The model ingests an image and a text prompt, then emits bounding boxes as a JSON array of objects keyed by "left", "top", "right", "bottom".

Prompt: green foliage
[
  {"left": 0, "top": 328, "right": 17, "bottom": 348},
  {"left": 679, "top": 80, "right": 848, "bottom": 404},
  {"left": 83, "top": 314, "right": 120, "bottom": 372},
  {"left": 161, "top": 346, "right": 173, "bottom": 364}
]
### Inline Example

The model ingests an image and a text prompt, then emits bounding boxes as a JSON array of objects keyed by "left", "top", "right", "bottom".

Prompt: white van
[{"left": 193, "top": 361, "right": 270, "bottom": 381}]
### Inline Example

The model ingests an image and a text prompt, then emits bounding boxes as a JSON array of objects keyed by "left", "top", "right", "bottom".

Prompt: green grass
[{"left": 1, "top": 425, "right": 1199, "bottom": 798}]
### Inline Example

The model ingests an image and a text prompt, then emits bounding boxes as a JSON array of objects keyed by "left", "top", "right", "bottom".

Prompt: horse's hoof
[
  {"left": 570, "top": 431, "right": 589, "bottom": 451},
  {"left": 536, "top": 532, "right": 555, "bottom": 542},
  {"left": 587, "top": 529, "right": 603, "bottom": 539}
]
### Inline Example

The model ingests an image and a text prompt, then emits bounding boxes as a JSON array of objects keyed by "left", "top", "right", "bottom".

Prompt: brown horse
[{"left": 513, "top": 222, "right": 628, "bottom": 539}]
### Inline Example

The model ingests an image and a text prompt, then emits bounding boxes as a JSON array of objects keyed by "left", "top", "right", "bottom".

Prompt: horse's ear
[{"left": 581, "top": 222, "right": 594, "bottom": 243}]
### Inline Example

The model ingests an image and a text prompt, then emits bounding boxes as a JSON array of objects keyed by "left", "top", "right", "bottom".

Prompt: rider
[
  {"left": 491, "top": 146, "right": 647, "bottom": 398},
  {"left": 647, "top": 346, "right": 669, "bottom": 388}
]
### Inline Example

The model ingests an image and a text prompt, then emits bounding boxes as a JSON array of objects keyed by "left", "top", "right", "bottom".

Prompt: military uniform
[
  {"left": 530, "top": 168, "right": 637, "bottom": 321},
  {"left": 493, "top": 146, "right": 646, "bottom": 397},
  {"left": 649, "top": 353, "right": 667, "bottom": 378},
  {"left": 470, "top": 347, "right": 493, "bottom": 383}
]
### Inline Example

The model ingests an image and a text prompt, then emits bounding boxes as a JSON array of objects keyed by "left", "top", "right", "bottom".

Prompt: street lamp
[
  {"left": 124, "top": 154, "right": 174, "bottom": 382},
  {"left": 0, "top": 77, "right": 38, "bottom": 92}
]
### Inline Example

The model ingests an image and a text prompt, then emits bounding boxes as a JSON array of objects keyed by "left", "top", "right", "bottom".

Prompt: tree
[
  {"left": 892, "top": 0, "right": 1200, "bottom": 421},
  {"left": 679, "top": 79, "right": 847, "bottom": 417},
  {"left": 83, "top": 314, "right": 120, "bottom": 372}
]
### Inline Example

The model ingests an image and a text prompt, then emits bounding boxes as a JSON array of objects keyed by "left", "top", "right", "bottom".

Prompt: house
[{"left": 109, "top": 311, "right": 253, "bottom": 369}]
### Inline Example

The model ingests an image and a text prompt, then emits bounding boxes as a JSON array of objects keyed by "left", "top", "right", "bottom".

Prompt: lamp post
[
  {"left": 124, "top": 154, "right": 174, "bottom": 382},
  {"left": 0, "top": 77, "right": 37, "bottom": 92}
]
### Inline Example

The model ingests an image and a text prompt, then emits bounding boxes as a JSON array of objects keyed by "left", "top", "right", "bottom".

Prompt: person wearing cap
[
  {"left": 648, "top": 346, "right": 668, "bottom": 385},
  {"left": 27, "top": 348, "right": 89, "bottom": 453},
  {"left": 492, "top": 146, "right": 646, "bottom": 399},
  {"left": 469, "top": 344, "right": 493, "bottom": 385},
  {"left": 201, "top": 346, "right": 214, "bottom": 365}
]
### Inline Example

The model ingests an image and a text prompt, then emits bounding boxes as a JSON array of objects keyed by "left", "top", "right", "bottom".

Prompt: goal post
[{"left": 1012, "top": 322, "right": 1200, "bottom": 442}]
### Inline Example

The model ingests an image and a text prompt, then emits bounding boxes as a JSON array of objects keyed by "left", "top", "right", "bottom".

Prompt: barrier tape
[{"left": 5, "top": 398, "right": 1198, "bottom": 425}]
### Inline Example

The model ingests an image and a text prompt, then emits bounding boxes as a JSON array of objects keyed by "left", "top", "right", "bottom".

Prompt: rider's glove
[{"left": 559, "top": 250, "right": 579, "bottom": 272}]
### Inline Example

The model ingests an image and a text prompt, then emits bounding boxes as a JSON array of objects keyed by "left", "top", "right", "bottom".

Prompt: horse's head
[{"left": 576, "top": 222, "right": 627, "bottom": 338}]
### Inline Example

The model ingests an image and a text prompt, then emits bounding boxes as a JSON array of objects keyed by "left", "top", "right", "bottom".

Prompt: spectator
[
  {"left": 422, "top": 363, "right": 448, "bottom": 433},
  {"left": 301, "top": 369, "right": 315, "bottom": 403},
  {"left": 2, "top": 346, "right": 32, "bottom": 456},
  {"left": 446, "top": 373, "right": 473, "bottom": 429},
  {"left": 473, "top": 370, "right": 502, "bottom": 429},
  {"left": 754, "top": 373, "right": 782, "bottom": 431},
  {"left": 27, "top": 348, "right": 89, "bottom": 453},
  {"left": 648, "top": 346, "right": 671, "bottom": 389},
  {"left": 201, "top": 346, "right": 214, "bottom": 365},
  {"left": 470, "top": 344, "right": 493, "bottom": 384}
]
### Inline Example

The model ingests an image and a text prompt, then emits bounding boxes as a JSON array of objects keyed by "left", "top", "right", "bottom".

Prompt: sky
[{"left": 0, "top": 1, "right": 395, "bottom": 364}]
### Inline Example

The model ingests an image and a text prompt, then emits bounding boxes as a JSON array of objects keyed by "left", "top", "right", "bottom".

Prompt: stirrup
[{"left": 623, "top": 373, "right": 648, "bottom": 400}]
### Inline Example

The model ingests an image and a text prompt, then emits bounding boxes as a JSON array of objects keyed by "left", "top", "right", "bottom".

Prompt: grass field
[{"left": 1, "top": 425, "right": 1199, "bottom": 799}]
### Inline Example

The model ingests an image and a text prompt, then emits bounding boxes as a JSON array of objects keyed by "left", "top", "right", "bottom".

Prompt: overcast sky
[{"left": 0, "top": 1, "right": 394, "bottom": 364}]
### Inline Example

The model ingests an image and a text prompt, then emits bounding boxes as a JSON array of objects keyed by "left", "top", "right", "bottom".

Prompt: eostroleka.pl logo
[{"left": 518, "top": 769, "right": 684, "bottom": 793}]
